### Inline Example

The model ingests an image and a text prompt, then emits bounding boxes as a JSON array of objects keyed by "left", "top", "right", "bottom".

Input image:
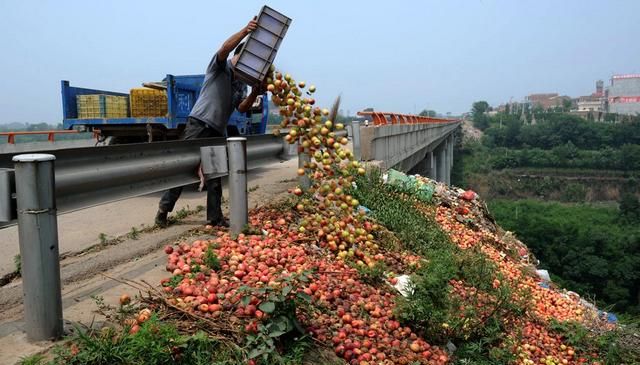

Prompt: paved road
[{"left": 0, "top": 158, "right": 298, "bottom": 277}]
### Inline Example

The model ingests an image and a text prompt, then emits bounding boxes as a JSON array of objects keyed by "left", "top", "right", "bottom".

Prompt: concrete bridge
[{"left": 354, "top": 111, "right": 461, "bottom": 184}]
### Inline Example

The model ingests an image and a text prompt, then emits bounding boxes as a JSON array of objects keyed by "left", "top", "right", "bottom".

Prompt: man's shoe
[
  {"left": 208, "top": 218, "right": 229, "bottom": 228},
  {"left": 155, "top": 210, "right": 168, "bottom": 227}
]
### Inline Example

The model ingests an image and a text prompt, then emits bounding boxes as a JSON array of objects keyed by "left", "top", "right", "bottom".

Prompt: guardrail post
[
  {"left": 227, "top": 138, "right": 248, "bottom": 236},
  {"left": 0, "top": 169, "right": 15, "bottom": 222},
  {"left": 298, "top": 143, "right": 311, "bottom": 191},
  {"left": 351, "top": 121, "right": 361, "bottom": 161},
  {"left": 13, "top": 153, "right": 63, "bottom": 341}
]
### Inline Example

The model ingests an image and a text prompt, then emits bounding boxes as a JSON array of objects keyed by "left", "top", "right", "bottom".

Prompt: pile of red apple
[
  {"left": 432, "top": 195, "right": 607, "bottom": 364},
  {"left": 160, "top": 208, "right": 449, "bottom": 364}
]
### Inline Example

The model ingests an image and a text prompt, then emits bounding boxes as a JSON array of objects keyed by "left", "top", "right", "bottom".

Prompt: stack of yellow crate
[
  {"left": 130, "top": 88, "right": 168, "bottom": 117},
  {"left": 77, "top": 94, "right": 129, "bottom": 119}
]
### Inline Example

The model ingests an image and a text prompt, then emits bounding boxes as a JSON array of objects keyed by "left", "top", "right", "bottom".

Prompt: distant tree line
[
  {"left": 463, "top": 103, "right": 640, "bottom": 171},
  {"left": 489, "top": 144, "right": 640, "bottom": 171},
  {"left": 0, "top": 122, "right": 92, "bottom": 144},
  {"left": 482, "top": 113, "right": 640, "bottom": 149},
  {"left": 0, "top": 122, "right": 63, "bottom": 132}
]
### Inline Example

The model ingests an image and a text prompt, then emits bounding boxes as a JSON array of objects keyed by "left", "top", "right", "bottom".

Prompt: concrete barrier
[{"left": 358, "top": 122, "right": 460, "bottom": 173}]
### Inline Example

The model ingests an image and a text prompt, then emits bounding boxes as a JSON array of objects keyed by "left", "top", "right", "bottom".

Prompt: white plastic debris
[
  {"left": 382, "top": 173, "right": 389, "bottom": 184},
  {"left": 446, "top": 341, "right": 457, "bottom": 353},
  {"left": 536, "top": 269, "right": 551, "bottom": 282},
  {"left": 392, "top": 275, "right": 414, "bottom": 297},
  {"left": 580, "top": 298, "right": 597, "bottom": 311}
]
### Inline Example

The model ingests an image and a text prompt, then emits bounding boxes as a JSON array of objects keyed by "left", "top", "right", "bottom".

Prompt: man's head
[{"left": 231, "top": 42, "right": 244, "bottom": 67}]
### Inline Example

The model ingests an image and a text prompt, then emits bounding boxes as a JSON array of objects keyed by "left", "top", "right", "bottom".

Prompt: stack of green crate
[{"left": 77, "top": 94, "right": 129, "bottom": 119}]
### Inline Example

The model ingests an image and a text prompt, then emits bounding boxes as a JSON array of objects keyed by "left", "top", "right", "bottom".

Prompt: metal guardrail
[
  {"left": 0, "top": 134, "right": 289, "bottom": 223},
  {"left": 0, "top": 130, "right": 348, "bottom": 224}
]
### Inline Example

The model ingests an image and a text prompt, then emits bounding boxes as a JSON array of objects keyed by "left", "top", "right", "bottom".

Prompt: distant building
[
  {"left": 525, "top": 93, "right": 571, "bottom": 110},
  {"left": 595, "top": 80, "right": 604, "bottom": 97},
  {"left": 577, "top": 96, "right": 604, "bottom": 112},
  {"left": 608, "top": 74, "right": 640, "bottom": 115},
  {"left": 569, "top": 80, "right": 606, "bottom": 121},
  {"left": 577, "top": 80, "right": 606, "bottom": 113}
]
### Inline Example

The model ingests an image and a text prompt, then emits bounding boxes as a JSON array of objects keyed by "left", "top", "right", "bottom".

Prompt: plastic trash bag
[
  {"left": 392, "top": 275, "right": 414, "bottom": 297},
  {"left": 385, "top": 169, "right": 434, "bottom": 202},
  {"left": 536, "top": 269, "right": 551, "bottom": 282}
]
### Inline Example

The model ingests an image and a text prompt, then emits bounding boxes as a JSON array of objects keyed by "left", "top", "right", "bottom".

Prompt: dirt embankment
[{"left": 461, "top": 118, "right": 482, "bottom": 141}]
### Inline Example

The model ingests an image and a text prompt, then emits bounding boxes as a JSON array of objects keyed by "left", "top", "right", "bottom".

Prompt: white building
[{"left": 577, "top": 97, "right": 604, "bottom": 112}]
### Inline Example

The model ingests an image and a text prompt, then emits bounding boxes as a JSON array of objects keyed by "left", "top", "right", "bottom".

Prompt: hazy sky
[{"left": 1, "top": 0, "right": 639, "bottom": 124}]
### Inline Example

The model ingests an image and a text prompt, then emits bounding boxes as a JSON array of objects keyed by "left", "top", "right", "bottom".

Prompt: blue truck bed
[{"left": 62, "top": 74, "right": 268, "bottom": 141}]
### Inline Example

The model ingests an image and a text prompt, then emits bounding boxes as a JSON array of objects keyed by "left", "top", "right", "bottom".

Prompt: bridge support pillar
[
  {"left": 443, "top": 139, "right": 449, "bottom": 185},
  {"left": 426, "top": 151, "right": 436, "bottom": 180},
  {"left": 446, "top": 134, "right": 453, "bottom": 185},
  {"left": 436, "top": 141, "right": 447, "bottom": 183}
]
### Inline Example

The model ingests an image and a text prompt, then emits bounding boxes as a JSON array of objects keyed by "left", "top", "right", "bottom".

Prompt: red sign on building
[
  {"left": 609, "top": 96, "right": 640, "bottom": 103},
  {"left": 612, "top": 74, "right": 640, "bottom": 80}
]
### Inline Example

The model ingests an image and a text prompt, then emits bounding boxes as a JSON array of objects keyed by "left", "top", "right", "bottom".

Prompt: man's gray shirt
[{"left": 189, "top": 54, "right": 247, "bottom": 133}]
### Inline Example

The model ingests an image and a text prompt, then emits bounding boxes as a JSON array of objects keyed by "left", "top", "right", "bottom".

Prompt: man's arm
[
  {"left": 216, "top": 17, "right": 258, "bottom": 63},
  {"left": 237, "top": 77, "right": 268, "bottom": 113},
  {"left": 237, "top": 87, "right": 261, "bottom": 113}
]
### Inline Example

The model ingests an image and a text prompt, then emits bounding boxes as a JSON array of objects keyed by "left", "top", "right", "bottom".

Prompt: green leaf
[
  {"left": 297, "top": 292, "right": 312, "bottom": 302},
  {"left": 273, "top": 315, "right": 291, "bottom": 331},
  {"left": 248, "top": 348, "right": 263, "bottom": 359},
  {"left": 268, "top": 293, "right": 280, "bottom": 302},
  {"left": 268, "top": 330, "right": 286, "bottom": 338},
  {"left": 241, "top": 296, "right": 251, "bottom": 306},
  {"left": 282, "top": 285, "right": 293, "bottom": 296},
  {"left": 259, "top": 301, "right": 276, "bottom": 313}
]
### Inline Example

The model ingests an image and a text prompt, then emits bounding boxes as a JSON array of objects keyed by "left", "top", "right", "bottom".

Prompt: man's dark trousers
[{"left": 159, "top": 117, "right": 223, "bottom": 223}]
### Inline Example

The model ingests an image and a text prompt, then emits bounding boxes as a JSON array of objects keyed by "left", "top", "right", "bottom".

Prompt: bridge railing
[
  {"left": 0, "top": 130, "right": 98, "bottom": 144},
  {"left": 357, "top": 111, "right": 458, "bottom": 125}
]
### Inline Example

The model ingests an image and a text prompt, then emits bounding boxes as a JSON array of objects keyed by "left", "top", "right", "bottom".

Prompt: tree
[
  {"left": 419, "top": 109, "right": 437, "bottom": 117},
  {"left": 471, "top": 101, "right": 489, "bottom": 115},
  {"left": 473, "top": 114, "right": 490, "bottom": 130},
  {"left": 562, "top": 99, "right": 573, "bottom": 112},
  {"left": 471, "top": 101, "right": 491, "bottom": 130},
  {"left": 619, "top": 193, "right": 640, "bottom": 223}
]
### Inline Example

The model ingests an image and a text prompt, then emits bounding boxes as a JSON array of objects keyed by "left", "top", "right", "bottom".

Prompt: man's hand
[
  {"left": 252, "top": 77, "right": 269, "bottom": 94},
  {"left": 244, "top": 16, "right": 258, "bottom": 35},
  {"left": 217, "top": 16, "right": 258, "bottom": 65}
]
